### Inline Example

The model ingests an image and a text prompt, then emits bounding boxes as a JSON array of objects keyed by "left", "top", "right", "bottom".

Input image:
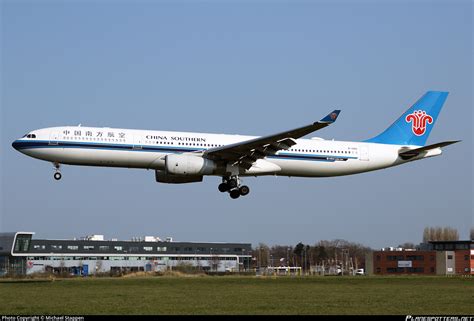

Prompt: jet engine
[
  {"left": 165, "top": 154, "right": 216, "bottom": 176},
  {"left": 155, "top": 170, "right": 203, "bottom": 184}
]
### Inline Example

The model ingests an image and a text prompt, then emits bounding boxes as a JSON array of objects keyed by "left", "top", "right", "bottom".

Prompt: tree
[
  {"left": 292, "top": 242, "right": 311, "bottom": 271},
  {"left": 398, "top": 242, "right": 416, "bottom": 249},
  {"left": 422, "top": 226, "right": 459, "bottom": 242},
  {"left": 310, "top": 244, "right": 329, "bottom": 265},
  {"left": 255, "top": 243, "right": 270, "bottom": 268},
  {"left": 270, "top": 245, "right": 293, "bottom": 266},
  {"left": 293, "top": 242, "right": 304, "bottom": 256}
]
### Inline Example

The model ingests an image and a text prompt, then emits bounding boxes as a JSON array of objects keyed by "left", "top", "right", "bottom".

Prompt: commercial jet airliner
[{"left": 12, "top": 91, "right": 459, "bottom": 199}]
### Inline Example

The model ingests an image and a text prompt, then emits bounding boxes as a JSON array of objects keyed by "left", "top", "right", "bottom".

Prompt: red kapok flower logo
[{"left": 405, "top": 110, "right": 433, "bottom": 136}]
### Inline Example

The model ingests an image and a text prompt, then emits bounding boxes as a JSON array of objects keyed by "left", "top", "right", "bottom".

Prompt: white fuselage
[{"left": 12, "top": 126, "right": 441, "bottom": 178}]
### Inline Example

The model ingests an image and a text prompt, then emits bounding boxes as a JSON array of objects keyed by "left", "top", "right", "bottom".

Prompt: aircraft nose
[{"left": 12, "top": 140, "right": 21, "bottom": 151}]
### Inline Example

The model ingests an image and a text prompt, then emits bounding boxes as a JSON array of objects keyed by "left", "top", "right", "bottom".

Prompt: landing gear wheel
[
  {"left": 239, "top": 185, "right": 250, "bottom": 196},
  {"left": 218, "top": 183, "right": 229, "bottom": 193},
  {"left": 229, "top": 189, "right": 240, "bottom": 199},
  {"left": 54, "top": 172, "right": 62, "bottom": 180},
  {"left": 228, "top": 179, "right": 238, "bottom": 189}
]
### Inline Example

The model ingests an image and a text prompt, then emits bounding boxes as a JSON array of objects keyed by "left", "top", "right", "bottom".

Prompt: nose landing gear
[
  {"left": 218, "top": 177, "right": 250, "bottom": 199},
  {"left": 53, "top": 163, "right": 62, "bottom": 180}
]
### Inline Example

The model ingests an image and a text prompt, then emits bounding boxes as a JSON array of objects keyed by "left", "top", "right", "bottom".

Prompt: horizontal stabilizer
[{"left": 399, "top": 140, "right": 460, "bottom": 159}]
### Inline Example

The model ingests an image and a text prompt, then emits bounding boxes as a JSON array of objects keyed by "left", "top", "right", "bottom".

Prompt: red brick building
[{"left": 366, "top": 240, "right": 473, "bottom": 276}]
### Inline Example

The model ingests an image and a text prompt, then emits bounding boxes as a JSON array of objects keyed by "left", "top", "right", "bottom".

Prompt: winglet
[{"left": 319, "top": 110, "right": 341, "bottom": 124}]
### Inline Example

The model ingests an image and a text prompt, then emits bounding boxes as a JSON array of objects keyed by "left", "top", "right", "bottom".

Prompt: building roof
[{"left": 0, "top": 232, "right": 252, "bottom": 257}]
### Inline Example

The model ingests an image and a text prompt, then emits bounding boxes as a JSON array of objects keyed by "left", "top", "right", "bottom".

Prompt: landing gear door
[
  {"left": 49, "top": 131, "right": 59, "bottom": 145},
  {"left": 359, "top": 145, "right": 369, "bottom": 161},
  {"left": 133, "top": 135, "right": 143, "bottom": 150}
]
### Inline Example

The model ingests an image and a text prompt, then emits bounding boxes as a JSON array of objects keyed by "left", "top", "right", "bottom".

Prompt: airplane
[{"left": 12, "top": 91, "right": 459, "bottom": 199}]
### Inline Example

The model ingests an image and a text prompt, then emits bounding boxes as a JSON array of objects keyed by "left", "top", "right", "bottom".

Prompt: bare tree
[
  {"left": 398, "top": 242, "right": 416, "bottom": 249},
  {"left": 255, "top": 243, "right": 270, "bottom": 268},
  {"left": 423, "top": 226, "right": 459, "bottom": 242}
]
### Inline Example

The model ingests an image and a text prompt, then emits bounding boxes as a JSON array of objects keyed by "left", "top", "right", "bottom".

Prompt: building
[
  {"left": 366, "top": 240, "right": 474, "bottom": 276},
  {"left": 0, "top": 232, "right": 252, "bottom": 276}
]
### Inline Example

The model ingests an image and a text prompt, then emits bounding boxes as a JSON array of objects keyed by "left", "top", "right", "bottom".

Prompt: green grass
[{"left": 1, "top": 276, "right": 473, "bottom": 315}]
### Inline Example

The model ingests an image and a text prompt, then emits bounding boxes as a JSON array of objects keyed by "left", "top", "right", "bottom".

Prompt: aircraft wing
[
  {"left": 398, "top": 140, "right": 460, "bottom": 159},
  {"left": 203, "top": 110, "right": 341, "bottom": 169}
]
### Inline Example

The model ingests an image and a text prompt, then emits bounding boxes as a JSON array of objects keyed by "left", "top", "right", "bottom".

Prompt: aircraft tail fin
[{"left": 365, "top": 91, "right": 448, "bottom": 146}]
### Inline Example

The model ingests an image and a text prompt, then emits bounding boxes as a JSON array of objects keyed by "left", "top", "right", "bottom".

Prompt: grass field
[{"left": 1, "top": 276, "right": 473, "bottom": 315}]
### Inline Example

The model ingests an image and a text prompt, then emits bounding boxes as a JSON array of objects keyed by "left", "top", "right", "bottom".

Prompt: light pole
[
  {"left": 287, "top": 247, "right": 291, "bottom": 275},
  {"left": 210, "top": 247, "right": 213, "bottom": 272}
]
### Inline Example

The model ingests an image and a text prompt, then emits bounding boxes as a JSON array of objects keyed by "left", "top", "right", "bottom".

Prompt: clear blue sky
[{"left": 1, "top": 0, "right": 472, "bottom": 249}]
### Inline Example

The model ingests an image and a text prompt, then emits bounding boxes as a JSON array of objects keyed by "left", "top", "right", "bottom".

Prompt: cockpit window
[{"left": 26, "top": 134, "right": 37, "bottom": 139}]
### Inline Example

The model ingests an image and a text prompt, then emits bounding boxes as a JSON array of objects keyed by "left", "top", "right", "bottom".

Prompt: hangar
[{"left": 0, "top": 232, "right": 252, "bottom": 276}]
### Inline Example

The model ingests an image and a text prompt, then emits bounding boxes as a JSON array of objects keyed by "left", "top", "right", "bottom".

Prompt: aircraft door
[
  {"left": 359, "top": 145, "right": 369, "bottom": 161},
  {"left": 133, "top": 135, "right": 143, "bottom": 149},
  {"left": 49, "top": 131, "right": 59, "bottom": 145}
]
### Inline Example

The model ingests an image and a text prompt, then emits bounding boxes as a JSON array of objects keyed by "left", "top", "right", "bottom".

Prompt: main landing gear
[
  {"left": 218, "top": 176, "right": 250, "bottom": 199},
  {"left": 53, "top": 163, "right": 62, "bottom": 181}
]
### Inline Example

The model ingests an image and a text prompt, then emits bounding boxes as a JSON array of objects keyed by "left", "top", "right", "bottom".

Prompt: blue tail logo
[
  {"left": 366, "top": 91, "right": 448, "bottom": 146},
  {"left": 405, "top": 110, "right": 433, "bottom": 136}
]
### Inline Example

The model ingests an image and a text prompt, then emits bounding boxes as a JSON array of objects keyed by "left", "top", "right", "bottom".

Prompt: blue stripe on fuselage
[{"left": 12, "top": 140, "right": 357, "bottom": 162}]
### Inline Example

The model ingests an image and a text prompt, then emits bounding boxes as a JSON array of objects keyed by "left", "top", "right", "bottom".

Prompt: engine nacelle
[
  {"left": 165, "top": 154, "right": 216, "bottom": 176},
  {"left": 155, "top": 170, "right": 203, "bottom": 184}
]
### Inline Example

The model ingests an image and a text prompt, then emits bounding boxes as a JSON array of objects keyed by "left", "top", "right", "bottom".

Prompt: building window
[
  {"left": 406, "top": 255, "right": 424, "bottom": 261},
  {"left": 14, "top": 235, "right": 32, "bottom": 252},
  {"left": 129, "top": 247, "right": 139, "bottom": 253},
  {"left": 51, "top": 245, "right": 62, "bottom": 250},
  {"left": 157, "top": 247, "right": 167, "bottom": 252},
  {"left": 84, "top": 245, "right": 94, "bottom": 250},
  {"left": 143, "top": 247, "right": 153, "bottom": 252},
  {"left": 99, "top": 246, "right": 109, "bottom": 251},
  {"left": 114, "top": 246, "right": 123, "bottom": 251},
  {"left": 67, "top": 246, "right": 79, "bottom": 250},
  {"left": 447, "top": 255, "right": 453, "bottom": 260}
]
